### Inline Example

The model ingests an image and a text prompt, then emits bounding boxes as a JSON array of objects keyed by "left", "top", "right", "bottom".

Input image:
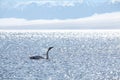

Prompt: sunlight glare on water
[{"left": 0, "top": 30, "right": 120, "bottom": 80}]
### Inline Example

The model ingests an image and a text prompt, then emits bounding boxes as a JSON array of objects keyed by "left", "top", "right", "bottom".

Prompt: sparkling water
[{"left": 0, "top": 30, "right": 120, "bottom": 80}]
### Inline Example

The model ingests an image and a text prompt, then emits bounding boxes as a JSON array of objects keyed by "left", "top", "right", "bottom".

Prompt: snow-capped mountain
[{"left": 0, "top": 0, "right": 120, "bottom": 19}]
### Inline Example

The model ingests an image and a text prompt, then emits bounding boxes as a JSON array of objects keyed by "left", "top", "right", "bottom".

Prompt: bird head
[{"left": 48, "top": 47, "right": 54, "bottom": 50}]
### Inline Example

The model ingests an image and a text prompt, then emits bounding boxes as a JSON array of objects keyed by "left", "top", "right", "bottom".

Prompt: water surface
[{"left": 0, "top": 30, "right": 120, "bottom": 80}]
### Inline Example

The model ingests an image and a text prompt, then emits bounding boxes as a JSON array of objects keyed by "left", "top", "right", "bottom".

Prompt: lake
[{"left": 0, "top": 30, "right": 120, "bottom": 80}]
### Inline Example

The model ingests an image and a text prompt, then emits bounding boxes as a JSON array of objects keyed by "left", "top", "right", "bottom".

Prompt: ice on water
[{"left": 0, "top": 31, "right": 120, "bottom": 80}]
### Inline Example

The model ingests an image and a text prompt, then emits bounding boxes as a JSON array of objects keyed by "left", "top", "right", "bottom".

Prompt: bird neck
[{"left": 46, "top": 50, "right": 49, "bottom": 59}]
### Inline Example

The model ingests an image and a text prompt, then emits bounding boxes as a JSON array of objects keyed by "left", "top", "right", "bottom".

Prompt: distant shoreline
[{"left": 0, "top": 29, "right": 120, "bottom": 32}]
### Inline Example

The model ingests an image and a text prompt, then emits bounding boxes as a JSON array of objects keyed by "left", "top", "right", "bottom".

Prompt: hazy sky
[{"left": 0, "top": 0, "right": 120, "bottom": 29}]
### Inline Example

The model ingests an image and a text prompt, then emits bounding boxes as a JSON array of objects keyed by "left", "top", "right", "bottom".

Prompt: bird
[{"left": 29, "top": 47, "right": 54, "bottom": 60}]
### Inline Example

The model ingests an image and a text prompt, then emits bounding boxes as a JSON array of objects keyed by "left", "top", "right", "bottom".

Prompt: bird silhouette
[{"left": 29, "top": 47, "right": 53, "bottom": 60}]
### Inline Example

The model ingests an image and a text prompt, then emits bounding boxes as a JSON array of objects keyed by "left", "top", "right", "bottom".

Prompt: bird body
[{"left": 30, "top": 56, "right": 45, "bottom": 60}]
